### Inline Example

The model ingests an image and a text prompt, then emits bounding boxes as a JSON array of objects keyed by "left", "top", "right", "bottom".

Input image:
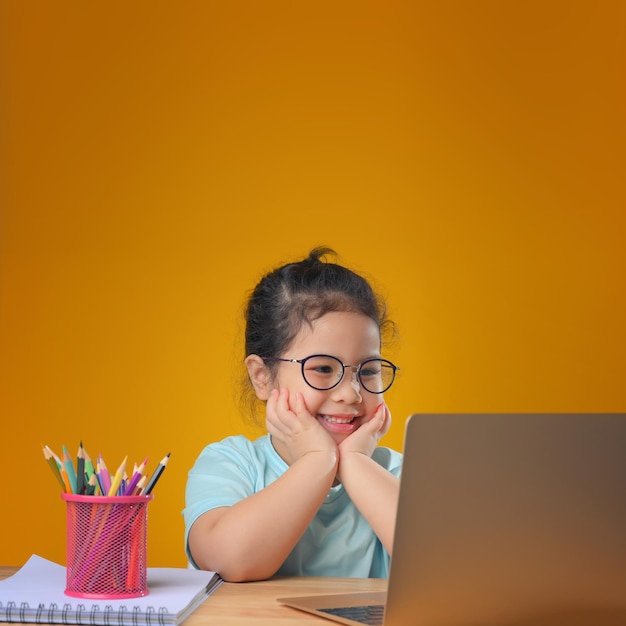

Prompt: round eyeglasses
[{"left": 263, "top": 354, "right": 400, "bottom": 394}]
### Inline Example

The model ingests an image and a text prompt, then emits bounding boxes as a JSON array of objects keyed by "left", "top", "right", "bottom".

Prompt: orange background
[{"left": 1, "top": 1, "right": 625, "bottom": 567}]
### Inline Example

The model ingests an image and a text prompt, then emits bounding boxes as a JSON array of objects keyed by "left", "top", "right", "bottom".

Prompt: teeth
[{"left": 322, "top": 415, "right": 355, "bottom": 424}]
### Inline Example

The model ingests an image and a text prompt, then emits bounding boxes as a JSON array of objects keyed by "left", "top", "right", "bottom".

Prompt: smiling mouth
[{"left": 319, "top": 415, "right": 357, "bottom": 424}]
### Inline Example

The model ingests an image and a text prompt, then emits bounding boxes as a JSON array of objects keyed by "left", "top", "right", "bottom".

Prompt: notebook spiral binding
[{"left": 0, "top": 602, "right": 169, "bottom": 626}]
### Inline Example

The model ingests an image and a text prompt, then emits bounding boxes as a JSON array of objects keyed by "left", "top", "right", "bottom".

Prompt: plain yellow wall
[{"left": 1, "top": 1, "right": 625, "bottom": 567}]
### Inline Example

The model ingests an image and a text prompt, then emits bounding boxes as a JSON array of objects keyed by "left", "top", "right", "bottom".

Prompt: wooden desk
[{"left": 0, "top": 566, "right": 386, "bottom": 625}]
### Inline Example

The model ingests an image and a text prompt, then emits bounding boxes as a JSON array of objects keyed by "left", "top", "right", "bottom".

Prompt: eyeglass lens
[{"left": 301, "top": 355, "right": 396, "bottom": 393}]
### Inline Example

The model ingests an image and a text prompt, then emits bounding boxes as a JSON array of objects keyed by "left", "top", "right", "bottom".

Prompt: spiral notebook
[{"left": 0, "top": 555, "right": 222, "bottom": 625}]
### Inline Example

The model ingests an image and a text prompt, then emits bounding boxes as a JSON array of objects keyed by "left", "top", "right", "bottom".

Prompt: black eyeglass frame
[{"left": 262, "top": 354, "right": 400, "bottom": 394}]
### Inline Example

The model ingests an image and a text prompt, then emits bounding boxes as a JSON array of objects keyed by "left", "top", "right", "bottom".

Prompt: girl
[{"left": 183, "top": 247, "right": 402, "bottom": 582}]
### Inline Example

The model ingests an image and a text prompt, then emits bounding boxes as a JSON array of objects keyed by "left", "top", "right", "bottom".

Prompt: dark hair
[{"left": 241, "top": 247, "right": 395, "bottom": 424}]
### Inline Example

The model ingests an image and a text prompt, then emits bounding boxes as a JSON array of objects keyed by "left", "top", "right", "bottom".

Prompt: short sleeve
[
  {"left": 183, "top": 435, "right": 279, "bottom": 567},
  {"left": 372, "top": 445, "right": 403, "bottom": 478}
]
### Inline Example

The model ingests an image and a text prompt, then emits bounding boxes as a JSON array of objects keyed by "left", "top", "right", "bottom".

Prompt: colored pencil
[
  {"left": 59, "top": 462, "right": 73, "bottom": 494},
  {"left": 97, "top": 454, "right": 111, "bottom": 495},
  {"left": 42, "top": 445, "right": 66, "bottom": 490},
  {"left": 62, "top": 445, "right": 77, "bottom": 494},
  {"left": 107, "top": 456, "right": 128, "bottom": 496},
  {"left": 43, "top": 444, "right": 169, "bottom": 497},
  {"left": 45, "top": 444, "right": 63, "bottom": 467},
  {"left": 83, "top": 446, "right": 95, "bottom": 482},
  {"left": 76, "top": 443, "right": 86, "bottom": 495},
  {"left": 86, "top": 472, "right": 98, "bottom": 495},
  {"left": 142, "top": 452, "right": 170, "bottom": 495},
  {"left": 123, "top": 456, "right": 149, "bottom": 496},
  {"left": 133, "top": 474, "right": 148, "bottom": 495}
]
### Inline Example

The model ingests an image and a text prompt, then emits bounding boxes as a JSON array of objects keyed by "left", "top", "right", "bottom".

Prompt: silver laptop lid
[{"left": 384, "top": 413, "right": 626, "bottom": 626}]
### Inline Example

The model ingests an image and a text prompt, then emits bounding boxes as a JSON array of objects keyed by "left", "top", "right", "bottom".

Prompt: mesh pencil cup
[{"left": 62, "top": 493, "right": 153, "bottom": 599}]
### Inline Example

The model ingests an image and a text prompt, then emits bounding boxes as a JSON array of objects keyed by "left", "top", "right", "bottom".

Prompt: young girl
[{"left": 183, "top": 247, "right": 402, "bottom": 582}]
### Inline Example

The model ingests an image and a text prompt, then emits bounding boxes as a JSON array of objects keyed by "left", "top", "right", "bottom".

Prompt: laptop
[{"left": 278, "top": 413, "right": 626, "bottom": 626}]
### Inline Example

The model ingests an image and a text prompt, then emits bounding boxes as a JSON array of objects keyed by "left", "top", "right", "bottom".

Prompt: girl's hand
[
  {"left": 265, "top": 388, "right": 337, "bottom": 465},
  {"left": 338, "top": 402, "right": 391, "bottom": 460}
]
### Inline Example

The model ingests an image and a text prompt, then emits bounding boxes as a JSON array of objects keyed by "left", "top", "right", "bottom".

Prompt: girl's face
[{"left": 273, "top": 311, "right": 384, "bottom": 445}]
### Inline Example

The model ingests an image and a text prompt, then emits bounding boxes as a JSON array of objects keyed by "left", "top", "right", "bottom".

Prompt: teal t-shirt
[{"left": 183, "top": 434, "right": 403, "bottom": 578}]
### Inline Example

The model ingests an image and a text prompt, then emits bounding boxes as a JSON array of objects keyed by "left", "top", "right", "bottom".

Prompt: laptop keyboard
[{"left": 319, "top": 604, "right": 385, "bottom": 625}]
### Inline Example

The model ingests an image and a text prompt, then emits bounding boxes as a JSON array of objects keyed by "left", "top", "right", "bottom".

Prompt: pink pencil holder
[{"left": 62, "top": 493, "right": 153, "bottom": 599}]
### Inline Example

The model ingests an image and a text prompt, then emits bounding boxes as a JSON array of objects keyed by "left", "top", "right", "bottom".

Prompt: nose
[{"left": 331, "top": 366, "right": 362, "bottom": 403}]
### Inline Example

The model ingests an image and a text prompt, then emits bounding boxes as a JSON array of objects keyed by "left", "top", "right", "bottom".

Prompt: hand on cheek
[
  {"left": 374, "top": 402, "right": 391, "bottom": 437},
  {"left": 265, "top": 388, "right": 337, "bottom": 464},
  {"left": 339, "top": 402, "right": 391, "bottom": 458}
]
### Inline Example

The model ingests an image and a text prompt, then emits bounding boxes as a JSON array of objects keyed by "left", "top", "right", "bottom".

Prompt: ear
[{"left": 245, "top": 354, "right": 273, "bottom": 401}]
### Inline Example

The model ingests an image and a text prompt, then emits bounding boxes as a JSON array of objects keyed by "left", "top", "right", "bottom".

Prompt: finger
[
  {"left": 274, "top": 388, "right": 296, "bottom": 424},
  {"left": 291, "top": 392, "right": 312, "bottom": 419},
  {"left": 361, "top": 404, "right": 387, "bottom": 437},
  {"left": 370, "top": 403, "right": 386, "bottom": 427},
  {"left": 355, "top": 416, "right": 382, "bottom": 441},
  {"left": 266, "top": 388, "right": 280, "bottom": 415},
  {"left": 265, "top": 389, "right": 286, "bottom": 432},
  {"left": 376, "top": 402, "right": 391, "bottom": 435}
]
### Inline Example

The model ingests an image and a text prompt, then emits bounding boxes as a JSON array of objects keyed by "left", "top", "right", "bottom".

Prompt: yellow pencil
[
  {"left": 42, "top": 445, "right": 66, "bottom": 490},
  {"left": 59, "top": 462, "right": 73, "bottom": 494},
  {"left": 45, "top": 444, "right": 73, "bottom": 493},
  {"left": 107, "top": 456, "right": 127, "bottom": 496}
]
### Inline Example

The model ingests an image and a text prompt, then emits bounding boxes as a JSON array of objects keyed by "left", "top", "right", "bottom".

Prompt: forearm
[
  {"left": 189, "top": 450, "right": 338, "bottom": 581},
  {"left": 338, "top": 452, "right": 400, "bottom": 553}
]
